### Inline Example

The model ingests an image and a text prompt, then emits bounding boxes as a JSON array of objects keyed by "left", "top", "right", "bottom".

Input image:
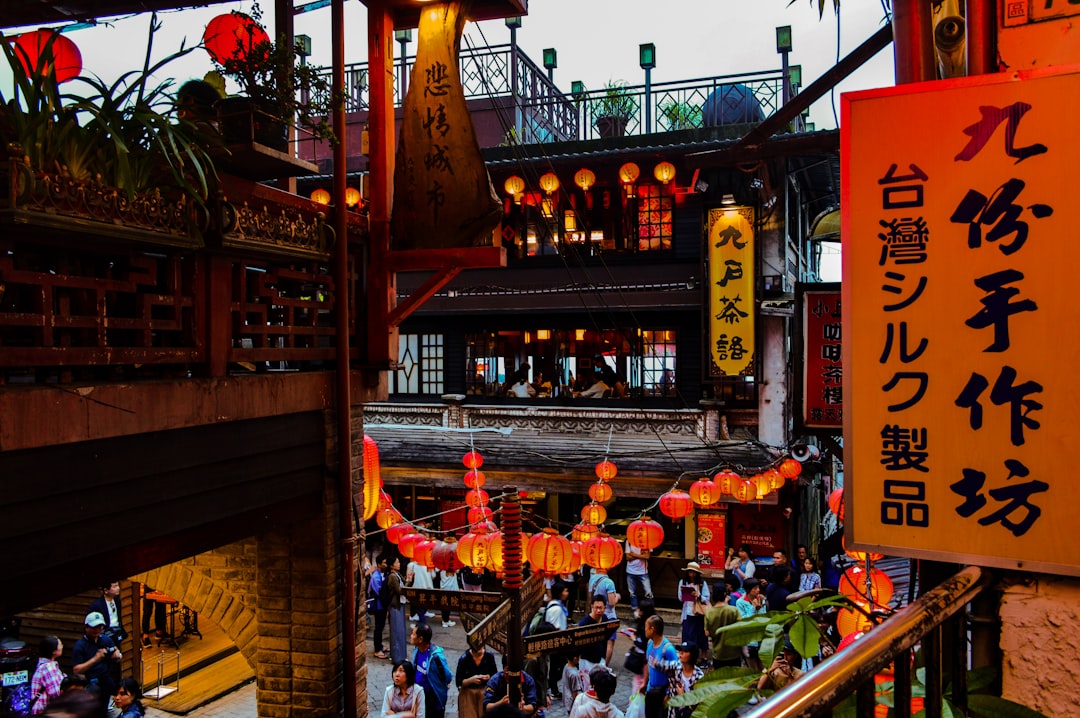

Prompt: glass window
[
  {"left": 636, "top": 183, "right": 672, "bottom": 251},
  {"left": 391, "top": 333, "right": 444, "bottom": 395},
  {"left": 640, "top": 330, "right": 677, "bottom": 397}
]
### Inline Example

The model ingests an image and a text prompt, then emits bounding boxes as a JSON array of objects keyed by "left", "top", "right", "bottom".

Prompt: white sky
[{"left": 4, "top": 0, "right": 896, "bottom": 131}]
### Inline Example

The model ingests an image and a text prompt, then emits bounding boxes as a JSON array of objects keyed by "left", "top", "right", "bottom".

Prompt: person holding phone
[{"left": 455, "top": 645, "right": 496, "bottom": 718}]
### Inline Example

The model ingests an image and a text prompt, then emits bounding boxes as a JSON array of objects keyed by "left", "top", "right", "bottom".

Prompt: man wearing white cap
[{"left": 71, "top": 611, "right": 122, "bottom": 705}]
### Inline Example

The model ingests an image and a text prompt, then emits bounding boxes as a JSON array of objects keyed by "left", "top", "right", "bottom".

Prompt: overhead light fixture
[
  {"left": 574, "top": 168, "right": 596, "bottom": 192},
  {"left": 639, "top": 43, "right": 656, "bottom": 70},
  {"left": 543, "top": 48, "right": 557, "bottom": 70},
  {"left": 571, "top": 80, "right": 586, "bottom": 99},
  {"left": 505, "top": 15, "right": 522, "bottom": 29},
  {"left": 539, "top": 172, "right": 560, "bottom": 195},
  {"left": 776, "top": 25, "right": 793, "bottom": 54},
  {"left": 721, "top": 193, "right": 736, "bottom": 205}
]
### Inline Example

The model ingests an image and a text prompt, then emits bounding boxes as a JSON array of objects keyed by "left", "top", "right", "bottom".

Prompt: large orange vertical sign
[
  {"left": 707, "top": 207, "right": 755, "bottom": 377},
  {"left": 842, "top": 67, "right": 1080, "bottom": 577}
]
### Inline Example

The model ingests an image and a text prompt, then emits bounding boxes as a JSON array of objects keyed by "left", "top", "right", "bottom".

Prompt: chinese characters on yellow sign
[
  {"left": 707, "top": 207, "right": 755, "bottom": 378},
  {"left": 843, "top": 67, "right": 1080, "bottom": 576}
]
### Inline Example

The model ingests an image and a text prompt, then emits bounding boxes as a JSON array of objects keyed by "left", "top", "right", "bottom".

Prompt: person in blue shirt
[
  {"left": 586, "top": 568, "right": 620, "bottom": 663},
  {"left": 371, "top": 556, "right": 390, "bottom": 659},
  {"left": 411, "top": 624, "right": 453, "bottom": 718},
  {"left": 483, "top": 656, "right": 540, "bottom": 717},
  {"left": 643, "top": 615, "right": 678, "bottom": 718}
]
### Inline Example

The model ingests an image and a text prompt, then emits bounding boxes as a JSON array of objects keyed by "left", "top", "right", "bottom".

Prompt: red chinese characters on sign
[
  {"left": 695, "top": 512, "right": 727, "bottom": 569},
  {"left": 802, "top": 289, "right": 843, "bottom": 428}
]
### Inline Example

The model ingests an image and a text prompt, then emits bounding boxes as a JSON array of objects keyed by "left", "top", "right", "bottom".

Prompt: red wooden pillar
[
  {"left": 205, "top": 255, "right": 231, "bottom": 378},
  {"left": 965, "top": 0, "right": 997, "bottom": 76},
  {"left": 893, "top": 0, "right": 935, "bottom": 84}
]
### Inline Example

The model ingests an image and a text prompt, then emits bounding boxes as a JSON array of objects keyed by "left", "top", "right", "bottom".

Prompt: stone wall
[{"left": 999, "top": 573, "right": 1080, "bottom": 716}]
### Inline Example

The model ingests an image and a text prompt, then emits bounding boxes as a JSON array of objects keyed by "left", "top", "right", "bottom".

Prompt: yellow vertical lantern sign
[{"left": 707, "top": 207, "right": 755, "bottom": 377}]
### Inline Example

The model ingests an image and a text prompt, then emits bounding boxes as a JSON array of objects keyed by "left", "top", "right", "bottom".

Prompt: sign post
[{"left": 523, "top": 620, "right": 620, "bottom": 656}]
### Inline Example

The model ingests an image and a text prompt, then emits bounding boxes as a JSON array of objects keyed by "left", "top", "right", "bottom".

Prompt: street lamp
[
  {"left": 542, "top": 48, "right": 557, "bottom": 83},
  {"left": 394, "top": 29, "right": 411, "bottom": 101},
  {"left": 639, "top": 43, "right": 655, "bottom": 133},
  {"left": 507, "top": 16, "right": 522, "bottom": 140},
  {"left": 776, "top": 26, "right": 792, "bottom": 105}
]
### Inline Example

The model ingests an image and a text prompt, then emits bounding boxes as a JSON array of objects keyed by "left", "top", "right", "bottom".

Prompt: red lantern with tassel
[
  {"left": 376, "top": 507, "right": 403, "bottom": 530},
  {"left": 732, "top": 478, "right": 756, "bottom": 504},
  {"left": 828, "top": 488, "right": 845, "bottom": 522},
  {"left": 465, "top": 489, "right": 490, "bottom": 509},
  {"left": 528, "top": 528, "right": 574, "bottom": 573},
  {"left": 779, "top": 458, "right": 802, "bottom": 480},
  {"left": 594, "top": 460, "right": 617, "bottom": 481},
  {"left": 203, "top": 12, "right": 270, "bottom": 65},
  {"left": 659, "top": 489, "right": 694, "bottom": 520},
  {"left": 763, "top": 468, "right": 784, "bottom": 492},
  {"left": 487, "top": 531, "right": 505, "bottom": 572},
  {"left": 387, "top": 522, "right": 410, "bottom": 544},
  {"left": 432, "top": 538, "right": 464, "bottom": 571},
  {"left": 457, "top": 531, "right": 490, "bottom": 569},
  {"left": 414, "top": 539, "right": 437, "bottom": 568},
  {"left": 588, "top": 481, "right": 613, "bottom": 503},
  {"left": 464, "top": 469, "right": 486, "bottom": 489},
  {"left": 839, "top": 566, "right": 894, "bottom": 607},
  {"left": 468, "top": 506, "right": 494, "bottom": 525},
  {"left": 463, "top": 451, "right": 484, "bottom": 469},
  {"left": 583, "top": 533, "right": 623, "bottom": 570},
  {"left": 715, "top": 469, "right": 740, "bottom": 495},
  {"left": 572, "top": 523, "right": 600, "bottom": 543},
  {"left": 581, "top": 502, "right": 608, "bottom": 526},
  {"left": 399, "top": 532, "right": 424, "bottom": 559}
]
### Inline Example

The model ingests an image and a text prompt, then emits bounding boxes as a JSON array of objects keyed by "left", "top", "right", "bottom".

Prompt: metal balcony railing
[
  {"left": 745, "top": 565, "right": 992, "bottom": 718},
  {"left": 317, "top": 45, "right": 788, "bottom": 143}
]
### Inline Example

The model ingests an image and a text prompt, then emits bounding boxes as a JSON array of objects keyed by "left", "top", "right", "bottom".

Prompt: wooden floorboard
[{"left": 144, "top": 652, "right": 254, "bottom": 715}]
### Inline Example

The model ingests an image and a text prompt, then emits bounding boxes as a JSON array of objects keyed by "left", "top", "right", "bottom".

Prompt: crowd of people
[
  {"left": 8, "top": 582, "right": 150, "bottom": 718},
  {"left": 367, "top": 534, "right": 842, "bottom": 718}
]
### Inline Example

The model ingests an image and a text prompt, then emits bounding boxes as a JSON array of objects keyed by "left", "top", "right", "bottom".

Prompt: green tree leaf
[
  {"left": 788, "top": 613, "right": 821, "bottom": 661},
  {"left": 966, "top": 694, "right": 1049, "bottom": 718}
]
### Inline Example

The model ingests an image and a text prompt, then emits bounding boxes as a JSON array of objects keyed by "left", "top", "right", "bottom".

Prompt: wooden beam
[
  {"left": 387, "top": 266, "right": 463, "bottom": 327},
  {"left": 387, "top": 246, "right": 507, "bottom": 272}
]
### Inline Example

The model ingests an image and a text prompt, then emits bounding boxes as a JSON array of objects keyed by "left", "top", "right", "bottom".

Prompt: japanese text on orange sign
[
  {"left": 843, "top": 68, "right": 1079, "bottom": 576},
  {"left": 707, "top": 207, "right": 755, "bottom": 377}
]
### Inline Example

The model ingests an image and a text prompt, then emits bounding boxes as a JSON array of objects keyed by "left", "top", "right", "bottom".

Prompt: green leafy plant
[
  {"left": 208, "top": 1, "right": 336, "bottom": 142},
  {"left": 0, "top": 17, "right": 218, "bottom": 201},
  {"left": 593, "top": 79, "right": 638, "bottom": 121},
  {"left": 660, "top": 100, "right": 702, "bottom": 131}
]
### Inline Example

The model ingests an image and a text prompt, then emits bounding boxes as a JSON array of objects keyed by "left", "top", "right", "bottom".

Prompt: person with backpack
[
  {"left": 412, "top": 623, "right": 453, "bottom": 718},
  {"left": 586, "top": 569, "right": 620, "bottom": 664},
  {"left": 544, "top": 583, "right": 570, "bottom": 701},
  {"left": 370, "top": 556, "right": 390, "bottom": 659}
]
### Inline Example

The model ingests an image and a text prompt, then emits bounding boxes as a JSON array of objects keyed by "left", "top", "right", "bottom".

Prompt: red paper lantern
[
  {"left": 473, "top": 520, "right": 498, "bottom": 534},
  {"left": 376, "top": 507, "right": 403, "bottom": 530},
  {"left": 839, "top": 566, "right": 894, "bottom": 607},
  {"left": 13, "top": 30, "right": 82, "bottom": 83},
  {"left": 689, "top": 478, "right": 720, "bottom": 507},
  {"left": 626, "top": 519, "right": 664, "bottom": 551},
  {"left": 583, "top": 533, "right": 623, "bottom": 569},
  {"left": 581, "top": 502, "right": 607, "bottom": 525},
  {"left": 387, "top": 522, "right": 410, "bottom": 544},
  {"left": 594, "top": 460, "right": 618, "bottom": 481},
  {"left": 465, "top": 489, "right": 490, "bottom": 509},
  {"left": 659, "top": 489, "right": 694, "bottom": 520},
  {"left": 843, "top": 536, "right": 884, "bottom": 563},
  {"left": 463, "top": 451, "right": 484, "bottom": 469},
  {"left": 732, "top": 478, "right": 756, "bottom": 504},
  {"left": 564, "top": 542, "right": 582, "bottom": 573},
  {"left": 432, "top": 539, "right": 464, "bottom": 571},
  {"left": 588, "top": 481, "right": 613, "bottom": 503},
  {"left": 828, "top": 488, "right": 845, "bottom": 522},
  {"left": 457, "top": 531, "right": 490, "bottom": 569},
  {"left": 836, "top": 629, "right": 866, "bottom": 651},
  {"left": 779, "top": 458, "right": 803, "bottom": 479},
  {"left": 464, "top": 469, "right": 486, "bottom": 489},
  {"left": 528, "top": 528, "right": 574, "bottom": 573},
  {"left": 414, "top": 539, "right": 437, "bottom": 568},
  {"left": 467, "top": 506, "right": 494, "bottom": 525},
  {"left": 714, "top": 470, "right": 740, "bottom": 495},
  {"left": 753, "top": 474, "right": 771, "bottom": 500},
  {"left": 378, "top": 491, "right": 393, "bottom": 510},
  {"left": 873, "top": 668, "right": 924, "bottom": 718},
  {"left": 203, "top": 12, "right": 270, "bottom": 65},
  {"left": 361, "top": 435, "right": 383, "bottom": 521},
  {"left": 399, "top": 532, "right": 424, "bottom": 560},
  {"left": 572, "top": 523, "right": 600, "bottom": 543}
]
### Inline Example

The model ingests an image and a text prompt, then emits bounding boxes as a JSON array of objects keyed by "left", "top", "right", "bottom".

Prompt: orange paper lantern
[
  {"left": 399, "top": 532, "right": 424, "bottom": 560},
  {"left": 715, "top": 470, "right": 741, "bottom": 495},
  {"left": 763, "top": 468, "right": 784, "bottom": 492},
  {"left": 839, "top": 566, "right": 894, "bottom": 607},
  {"left": 583, "top": 532, "right": 623, "bottom": 569},
  {"left": 581, "top": 502, "right": 608, "bottom": 525},
  {"left": 487, "top": 531, "right": 505, "bottom": 572},
  {"left": 594, "top": 460, "right": 618, "bottom": 481},
  {"left": 361, "top": 435, "right": 383, "bottom": 521},
  {"left": 659, "top": 489, "right": 694, "bottom": 520},
  {"left": 468, "top": 506, "right": 494, "bottom": 524},
  {"left": 565, "top": 542, "right": 583, "bottom": 573},
  {"left": 376, "top": 507, "right": 403, "bottom": 529},
  {"left": 626, "top": 518, "right": 664, "bottom": 551},
  {"left": 753, "top": 474, "right": 771, "bottom": 500},
  {"left": 689, "top": 478, "right": 720, "bottom": 507},
  {"left": 387, "top": 522, "right": 411, "bottom": 544},
  {"left": 457, "top": 531, "right": 491, "bottom": 569},
  {"left": 779, "top": 458, "right": 803, "bottom": 479},
  {"left": 588, "top": 481, "right": 613, "bottom": 503},
  {"left": 414, "top": 539, "right": 437, "bottom": 568},
  {"left": 732, "top": 478, "right": 756, "bottom": 504},
  {"left": 528, "top": 528, "right": 574, "bottom": 573},
  {"left": 828, "top": 488, "right": 845, "bottom": 522},
  {"left": 836, "top": 605, "right": 874, "bottom": 638},
  {"left": 842, "top": 537, "right": 884, "bottom": 563},
  {"left": 378, "top": 491, "right": 393, "bottom": 510},
  {"left": 463, "top": 451, "right": 484, "bottom": 469},
  {"left": 572, "top": 523, "right": 600, "bottom": 543}
]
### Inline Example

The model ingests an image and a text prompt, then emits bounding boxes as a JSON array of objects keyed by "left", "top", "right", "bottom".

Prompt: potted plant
[
  {"left": 592, "top": 80, "right": 638, "bottom": 138},
  {"left": 660, "top": 99, "right": 702, "bottom": 131},
  {"left": 207, "top": 2, "right": 335, "bottom": 150}
]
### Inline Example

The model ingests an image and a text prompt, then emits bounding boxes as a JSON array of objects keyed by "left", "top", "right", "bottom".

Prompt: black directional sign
[
  {"left": 523, "top": 620, "right": 620, "bottom": 656},
  {"left": 403, "top": 588, "right": 504, "bottom": 614},
  {"left": 466, "top": 573, "right": 545, "bottom": 649}
]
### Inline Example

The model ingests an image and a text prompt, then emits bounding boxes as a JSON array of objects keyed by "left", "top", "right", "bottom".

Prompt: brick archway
[{"left": 133, "top": 562, "right": 259, "bottom": 667}]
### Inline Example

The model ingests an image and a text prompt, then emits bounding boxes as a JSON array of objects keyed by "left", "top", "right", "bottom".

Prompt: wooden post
[{"left": 501, "top": 487, "right": 523, "bottom": 707}]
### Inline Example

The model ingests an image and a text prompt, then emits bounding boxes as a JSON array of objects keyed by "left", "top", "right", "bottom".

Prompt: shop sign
[
  {"left": 801, "top": 287, "right": 843, "bottom": 429},
  {"left": 729, "top": 504, "right": 785, "bottom": 557},
  {"left": 466, "top": 573, "right": 544, "bottom": 649},
  {"left": 404, "top": 588, "right": 503, "bottom": 613},
  {"left": 707, "top": 207, "right": 755, "bottom": 377},
  {"left": 523, "top": 621, "right": 620, "bottom": 656},
  {"left": 1004, "top": 0, "right": 1080, "bottom": 26},
  {"left": 843, "top": 66, "right": 1080, "bottom": 576},
  {"left": 695, "top": 512, "right": 727, "bottom": 570}
]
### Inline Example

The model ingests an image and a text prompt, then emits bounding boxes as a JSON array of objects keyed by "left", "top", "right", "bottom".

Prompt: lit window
[
  {"left": 391, "top": 333, "right": 444, "bottom": 395},
  {"left": 637, "top": 184, "right": 672, "bottom": 251}
]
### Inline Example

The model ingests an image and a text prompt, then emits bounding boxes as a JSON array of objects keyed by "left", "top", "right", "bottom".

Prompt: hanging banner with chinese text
[
  {"left": 842, "top": 67, "right": 1080, "bottom": 577},
  {"left": 707, "top": 207, "right": 755, "bottom": 377},
  {"left": 801, "top": 286, "right": 843, "bottom": 429}
]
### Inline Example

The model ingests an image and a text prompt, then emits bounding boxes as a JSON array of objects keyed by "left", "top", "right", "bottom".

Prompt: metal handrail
[{"left": 745, "top": 565, "right": 991, "bottom": 718}]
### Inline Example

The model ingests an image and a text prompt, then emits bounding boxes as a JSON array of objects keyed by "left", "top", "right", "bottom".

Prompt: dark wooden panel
[{"left": 0, "top": 413, "right": 326, "bottom": 615}]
